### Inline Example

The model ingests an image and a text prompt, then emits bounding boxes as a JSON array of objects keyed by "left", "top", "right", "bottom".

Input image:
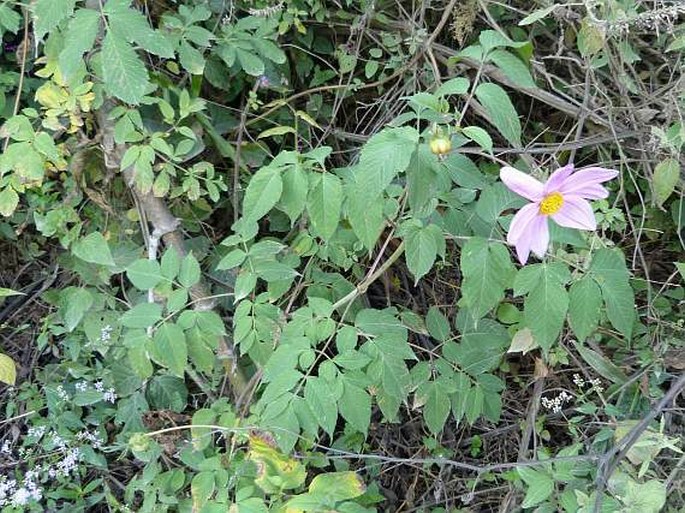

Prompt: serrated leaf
[
  {"left": 338, "top": 381, "right": 371, "bottom": 435},
  {"left": 347, "top": 182, "right": 385, "bottom": 249},
  {"left": 308, "top": 471, "right": 365, "bottom": 501},
  {"left": 121, "top": 302, "right": 162, "bottom": 329},
  {"left": 522, "top": 268, "right": 569, "bottom": 351},
  {"left": 102, "top": 31, "right": 150, "bottom": 104},
  {"left": 126, "top": 259, "right": 163, "bottom": 290},
  {"left": 426, "top": 307, "right": 451, "bottom": 342},
  {"left": 518, "top": 468, "right": 554, "bottom": 508},
  {"left": 577, "top": 18, "right": 605, "bottom": 58},
  {"left": 590, "top": 249, "right": 635, "bottom": 339},
  {"left": 217, "top": 248, "right": 247, "bottom": 270},
  {"left": 356, "top": 127, "right": 419, "bottom": 201},
  {"left": 108, "top": 6, "right": 174, "bottom": 58},
  {"left": 307, "top": 173, "right": 342, "bottom": 241},
  {"left": 178, "top": 253, "right": 201, "bottom": 288},
  {"left": 33, "top": 0, "right": 76, "bottom": 40},
  {"left": 460, "top": 238, "right": 515, "bottom": 318},
  {"left": 236, "top": 47, "right": 265, "bottom": 76},
  {"left": 59, "top": 8, "right": 100, "bottom": 79},
  {"left": 278, "top": 164, "right": 308, "bottom": 223},
  {"left": 568, "top": 277, "right": 602, "bottom": 341},
  {"left": 0, "top": 4, "right": 21, "bottom": 35},
  {"left": 243, "top": 166, "right": 283, "bottom": 222},
  {"left": 304, "top": 377, "right": 337, "bottom": 436},
  {"left": 474, "top": 82, "right": 522, "bottom": 146},
  {"left": 72, "top": 232, "right": 115, "bottom": 266},
  {"left": 417, "top": 381, "right": 451, "bottom": 434},
  {"left": 653, "top": 158, "right": 680, "bottom": 207},
  {"left": 404, "top": 224, "right": 438, "bottom": 284},
  {"left": 153, "top": 323, "right": 187, "bottom": 377},
  {"left": 61, "top": 287, "right": 93, "bottom": 332},
  {"left": 0, "top": 353, "right": 16, "bottom": 385}
]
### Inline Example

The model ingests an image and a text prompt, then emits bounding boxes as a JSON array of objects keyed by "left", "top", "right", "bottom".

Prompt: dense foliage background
[{"left": 0, "top": 0, "right": 683, "bottom": 511}]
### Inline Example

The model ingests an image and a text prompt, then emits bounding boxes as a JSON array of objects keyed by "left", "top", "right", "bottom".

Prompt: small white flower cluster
[
  {"left": 541, "top": 391, "right": 573, "bottom": 414},
  {"left": 0, "top": 469, "right": 43, "bottom": 508},
  {"left": 248, "top": 1, "right": 284, "bottom": 17},
  {"left": 76, "top": 430, "right": 103, "bottom": 450},
  {"left": 56, "top": 385, "right": 69, "bottom": 401},
  {"left": 75, "top": 381, "right": 117, "bottom": 403},
  {"left": 27, "top": 425, "right": 47, "bottom": 439},
  {"left": 573, "top": 373, "right": 604, "bottom": 392},
  {"left": 0, "top": 440, "right": 11, "bottom": 455},
  {"left": 100, "top": 325, "right": 113, "bottom": 342}
]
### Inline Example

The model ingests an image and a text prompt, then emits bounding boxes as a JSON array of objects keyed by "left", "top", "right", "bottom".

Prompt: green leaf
[
  {"left": 279, "top": 164, "right": 308, "bottom": 223},
  {"left": 126, "top": 259, "right": 163, "bottom": 290},
  {"left": 304, "top": 377, "right": 337, "bottom": 436},
  {"left": 0, "top": 187, "right": 19, "bottom": 217},
  {"left": 191, "top": 471, "right": 215, "bottom": 509},
  {"left": 652, "top": 158, "right": 680, "bottom": 207},
  {"left": 257, "top": 126, "right": 296, "bottom": 139},
  {"left": 243, "top": 166, "right": 283, "bottom": 222},
  {"left": 426, "top": 307, "right": 451, "bottom": 342},
  {"left": 489, "top": 49, "right": 536, "bottom": 88},
  {"left": 435, "top": 77, "right": 470, "bottom": 96},
  {"left": 460, "top": 238, "right": 515, "bottom": 318},
  {"left": 519, "top": 265, "right": 569, "bottom": 351},
  {"left": 161, "top": 248, "right": 181, "bottom": 280},
  {"left": 236, "top": 48, "right": 265, "bottom": 76},
  {"left": 217, "top": 248, "right": 247, "bottom": 270},
  {"left": 518, "top": 468, "right": 554, "bottom": 508},
  {"left": 0, "top": 4, "right": 20, "bottom": 35},
  {"left": 308, "top": 472, "right": 365, "bottom": 501},
  {"left": 356, "top": 127, "right": 419, "bottom": 201},
  {"left": 59, "top": 8, "right": 100, "bottom": 79},
  {"left": 338, "top": 381, "right": 371, "bottom": 435},
  {"left": 153, "top": 323, "right": 187, "bottom": 377},
  {"left": 464, "top": 385, "right": 484, "bottom": 424},
  {"left": 307, "top": 173, "right": 342, "bottom": 241},
  {"left": 0, "top": 353, "right": 16, "bottom": 386},
  {"left": 518, "top": 5, "right": 557, "bottom": 25},
  {"left": 178, "top": 40, "right": 205, "bottom": 74},
  {"left": 61, "top": 287, "right": 93, "bottom": 332},
  {"left": 178, "top": 253, "right": 201, "bottom": 288},
  {"left": 462, "top": 126, "right": 493, "bottom": 152},
  {"left": 474, "top": 82, "right": 522, "bottom": 146},
  {"left": 147, "top": 375, "right": 187, "bottom": 412},
  {"left": 346, "top": 182, "right": 385, "bottom": 249},
  {"left": 574, "top": 342, "right": 628, "bottom": 385},
  {"left": 108, "top": 5, "right": 174, "bottom": 58},
  {"left": 72, "top": 232, "right": 115, "bottom": 266},
  {"left": 446, "top": 317, "right": 509, "bottom": 375},
  {"left": 577, "top": 18, "right": 605, "bottom": 58},
  {"left": 404, "top": 223, "right": 439, "bottom": 284},
  {"left": 191, "top": 409, "right": 216, "bottom": 451},
  {"left": 102, "top": 30, "right": 150, "bottom": 104},
  {"left": 121, "top": 302, "right": 162, "bottom": 329},
  {"left": 33, "top": 0, "right": 76, "bottom": 40},
  {"left": 417, "top": 381, "right": 451, "bottom": 434},
  {"left": 568, "top": 277, "right": 602, "bottom": 341},
  {"left": 590, "top": 249, "right": 635, "bottom": 339}
]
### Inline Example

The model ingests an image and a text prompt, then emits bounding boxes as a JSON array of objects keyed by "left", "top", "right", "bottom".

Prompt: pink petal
[
  {"left": 507, "top": 203, "right": 540, "bottom": 245},
  {"left": 544, "top": 164, "right": 574, "bottom": 194},
  {"left": 552, "top": 195, "right": 597, "bottom": 230},
  {"left": 500, "top": 166, "right": 544, "bottom": 202},
  {"left": 558, "top": 167, "right": 618, "bottom": 198},
  {"left": 529, "top": 215, "right": 550, "bottom": 258},
  {"left": 563, "top": 183, "right": 610, "bottom": 200}
]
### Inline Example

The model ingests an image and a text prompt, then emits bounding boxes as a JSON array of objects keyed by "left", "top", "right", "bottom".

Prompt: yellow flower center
[{"left": 539, "top": 192, "right": 564, "bottom": 215}]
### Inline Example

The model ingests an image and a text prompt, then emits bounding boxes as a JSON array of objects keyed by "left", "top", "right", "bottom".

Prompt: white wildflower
[
  {"left": 27, "top": 425, "right": 47, "bottom": 439},
  {"left": 0, "top": 440, "right": 11, "bottom": 455},
  {"left": 56, "top": 385, "right": 69, "bottom": 400},
  {"left": 94, "top": 381, "right": 104, "bottom": 393},
  {"left": 103, "top": 388, "right": 117, "bottom": 404},
  {"left": 100, "top": 325, "right": 113, "bottom": 342},
  {"left": 75, "top": 381, "right": 88, "bottom": 393}
]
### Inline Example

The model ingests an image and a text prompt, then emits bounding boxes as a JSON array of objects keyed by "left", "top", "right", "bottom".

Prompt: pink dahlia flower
[{"left": 500, "top": 164, "right": 618, "bottom": 264}]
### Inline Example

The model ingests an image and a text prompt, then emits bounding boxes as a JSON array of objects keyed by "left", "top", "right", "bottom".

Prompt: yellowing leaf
[
  {"left": 257, "top": 125, "right": 296, "bottom": 139},
  {"left": 295, "top": 110, "right": 321, "bottom": 129},
  {"left": 507, "top": 328, "right": 538, "bottom": 354},
  {"left": 0, "top": 353, "right": 17, "bottom": 385},
  {"left": 248, "top": 433, "right": 306, "bottom": 494},
  {"left": 309, "top": 471, "right": 365, "bottom": 501}
]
